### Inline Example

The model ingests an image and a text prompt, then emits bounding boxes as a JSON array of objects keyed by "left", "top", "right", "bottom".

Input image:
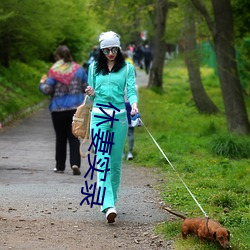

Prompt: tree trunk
[
  {"left": 212, "top": 0, "right": 250, "bottom": 134},
  {"left": 191, "top": 0, "right": 250, "bottom": 134},
  {"left": 147, "top": 0, "right": 169, "bottom": 89},
  {"left": 184, "top": 4, "right": 218, "bottom": 114}
]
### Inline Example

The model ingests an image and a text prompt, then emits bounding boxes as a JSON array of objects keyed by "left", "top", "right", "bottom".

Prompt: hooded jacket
[{"left": 87, "top": 62, "right": 137, "bottom": 110}]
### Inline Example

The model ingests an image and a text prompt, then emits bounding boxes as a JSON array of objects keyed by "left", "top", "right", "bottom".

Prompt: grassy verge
[
  {"left": 0, "top": 60, "right": 50, "bottom": 125},
  {"left": 129, "top": 59, "right": 250, "bottom": 250}
]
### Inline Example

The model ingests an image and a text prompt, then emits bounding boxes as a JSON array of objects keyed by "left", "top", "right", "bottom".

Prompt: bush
[
  {"left": 0, "top": 60, "right": 49, "bottom": 123},
  {"left": 210, "top": 134, "right": 250, "bottom": 159},
  {"left": 210, "top": 191, "right": 237, "bottom": 209}
]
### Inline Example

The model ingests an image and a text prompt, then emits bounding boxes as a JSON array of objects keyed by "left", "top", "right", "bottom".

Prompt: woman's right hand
[
  {"left": 131, "top": 103, "right": 138, "bottom": 116},
  {"left": 85, "top": 86, "right": 95, "bottom": 97}
]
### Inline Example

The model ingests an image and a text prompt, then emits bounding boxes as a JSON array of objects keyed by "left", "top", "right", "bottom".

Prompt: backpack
[{"left": 72, "top": 95, "right": 92, "bottom": 157}]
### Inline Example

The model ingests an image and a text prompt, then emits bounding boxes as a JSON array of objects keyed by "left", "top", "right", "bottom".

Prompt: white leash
[{"left": 139, "top": 118, "right": 209, "bottom": 218}]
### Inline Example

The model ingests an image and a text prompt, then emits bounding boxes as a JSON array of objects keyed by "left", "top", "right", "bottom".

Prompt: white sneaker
[
  {"left": 53, "top": 168, "right": 64, "bottom": 173},
  {"left": 127, "top": 152, "right": 133, "bottom": 160},
  {"left": 106, "top": 208, "right": 117, "bottom": 223}
]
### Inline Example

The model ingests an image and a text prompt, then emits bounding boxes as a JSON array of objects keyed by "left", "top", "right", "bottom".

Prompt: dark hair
[
  {"left": 54, "top": 45, "right": 73, "bottom": 63},
  {"left": 95, "top": 48, "right": 126, "bottom": 75}
]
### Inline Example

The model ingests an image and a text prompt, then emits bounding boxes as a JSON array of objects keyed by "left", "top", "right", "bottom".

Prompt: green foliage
[
  {"left": 0, "top": 0, "right": 100, "bottom": 66},
  {"left": 165, "top": 0, "right": 213, "bottom": 45},
  {"left": 0, "top": 60, "right": 49, "bottom": 122},
  {"left": 165, "top": 2, "right": 184, "bottom": 44},
  {"left": 91, "top": 0, "right": 156, "bottom": 46},
  {"left": 236, "top": 37, "right": 250, "bottom": 95},
  {"left": 210, "top": 191, "right": 238, "bottom": 209},
  {"left": 130, "top": 58, "right": 250, "bottom": 249},
  {"left": 232, "top": 0, "right": 250, "bottom": 39}
]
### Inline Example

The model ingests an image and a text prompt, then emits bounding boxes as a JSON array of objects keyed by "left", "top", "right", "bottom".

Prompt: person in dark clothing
[
  {"left": 84, "top": 46, "right": 100, "bottom": 73},
  {"left": 143, "top": 44, "right": 152, "bottom": 74},
  {"left": 134, "top": 45, "right": 144, "bottom": 69}
]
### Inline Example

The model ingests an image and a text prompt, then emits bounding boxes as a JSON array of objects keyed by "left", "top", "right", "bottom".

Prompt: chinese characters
[{"left": 80, "top": 103, "right": 120, "bottom": 208}]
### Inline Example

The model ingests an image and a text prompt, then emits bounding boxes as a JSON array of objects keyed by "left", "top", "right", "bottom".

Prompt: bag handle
[
  {"left": 79, "top": 95, "right": 91, "bottom": 158},
  {"left": 83, "top": 94, "right": 88, "bottom": 105}
]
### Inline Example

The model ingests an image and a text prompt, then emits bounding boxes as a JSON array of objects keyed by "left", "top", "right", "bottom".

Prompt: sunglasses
[{"left": 102, "top": 47, "right": 119, "bottom": 55}]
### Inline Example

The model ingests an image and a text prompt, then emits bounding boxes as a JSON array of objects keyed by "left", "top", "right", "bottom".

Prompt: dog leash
[{"left": 139, "top": 118, "right": 209, "bottom": 218}]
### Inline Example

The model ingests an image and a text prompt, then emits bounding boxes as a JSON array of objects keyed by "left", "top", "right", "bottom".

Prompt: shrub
[{"left": 210, "top": 135, "right": 250, "bottom": 158}]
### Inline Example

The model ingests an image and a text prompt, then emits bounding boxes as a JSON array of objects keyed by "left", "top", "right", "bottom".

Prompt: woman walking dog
[{"left": 85, "top": 31, "right": 138, "bottom": 223}]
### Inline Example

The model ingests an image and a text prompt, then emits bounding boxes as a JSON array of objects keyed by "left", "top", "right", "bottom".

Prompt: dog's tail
[{"left": 162, "top": 206, "right": 187, "bottom": 220}]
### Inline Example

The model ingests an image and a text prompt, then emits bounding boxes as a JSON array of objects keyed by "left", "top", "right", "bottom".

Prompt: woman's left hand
[{"left": 131, "top": 103, "right": 138, "bottom": 116}]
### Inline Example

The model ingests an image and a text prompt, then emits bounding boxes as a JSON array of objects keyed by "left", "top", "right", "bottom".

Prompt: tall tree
[
  {"left": 191, "top": 0, "right": 250, "bottom": 134},
  {"left": 148, "top": 0, "right": 176, "bottom": 89},
  {"left": 184, "top": 1, "right": 218, "bottom": 114}
]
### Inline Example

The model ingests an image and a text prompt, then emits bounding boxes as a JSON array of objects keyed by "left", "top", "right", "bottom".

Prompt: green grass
[
  {"left": 129, "top": 58, "right": 250, "bottom": 250},
  {"left": 0, "top": 60, "right": 50, "bottom": 123}
]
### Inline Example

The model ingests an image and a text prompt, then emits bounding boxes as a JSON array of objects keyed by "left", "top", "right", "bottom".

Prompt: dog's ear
[
  {"left": 227, "top": 230, "right": 230, "bottom": 240},
  {"left": 213, "top": 231, "right": 217, "bottom": 240}
]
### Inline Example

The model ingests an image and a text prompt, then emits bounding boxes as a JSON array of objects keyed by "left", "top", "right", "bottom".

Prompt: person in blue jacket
[
  {"left": 85, "top": 31, "right": 138, "bottom": 223},
  {"left": 39, "top": 45, "right": 88, "bottom": 175}
]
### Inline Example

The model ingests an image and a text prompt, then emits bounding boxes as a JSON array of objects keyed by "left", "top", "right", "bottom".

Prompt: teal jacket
[{"left": 87, "top": 62, "right": 138, "bottom": 110}]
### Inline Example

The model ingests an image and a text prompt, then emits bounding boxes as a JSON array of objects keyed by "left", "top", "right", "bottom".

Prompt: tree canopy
[
  {"left": 0, "top": 0, "right": 99, "bottom": 66},
  {"left": 0, "top": 0, "right": 249, "bottom": 134}
]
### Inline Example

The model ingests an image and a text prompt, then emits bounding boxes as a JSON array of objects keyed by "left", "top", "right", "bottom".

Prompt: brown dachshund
[{"left": 162, "top": 207, "right": 231, "bottom": 249}]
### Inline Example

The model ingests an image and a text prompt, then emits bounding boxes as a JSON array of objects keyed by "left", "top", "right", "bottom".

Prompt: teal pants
[{"left": 90, "top": 109, "right": 128, "bottom": 212}]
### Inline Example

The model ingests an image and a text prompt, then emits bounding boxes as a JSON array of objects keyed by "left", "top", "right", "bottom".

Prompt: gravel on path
[{"left": 0, "top": 69, "right": 174, "bottom": 250}]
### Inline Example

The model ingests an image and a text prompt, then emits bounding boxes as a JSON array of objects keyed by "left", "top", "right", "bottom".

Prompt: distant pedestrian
[
  {"left": 123, "top": 52, "right": 137, "bottom": 160},
  {"left": 39, "top": 45, "right": 88, "bottom": 175},
  {"left": 87, "top": 46, "right": 99, "bottom": 69},
  {"left": 143, "top": 44, "right": 152, "bottom": 74},
  {"left": 134, "top": 45, "right": 144, "bottom": 69}
]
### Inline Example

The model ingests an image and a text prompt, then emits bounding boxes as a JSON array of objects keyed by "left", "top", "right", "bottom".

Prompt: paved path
[
  {"left": 135, "top": 68, "right": 149, "bottom": 87},
  {"left": 0, "top": 106, "right": 165, "bottom": 223},
  {"left": 0, "top": 71, "right": 174, "bottom": 249}
]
